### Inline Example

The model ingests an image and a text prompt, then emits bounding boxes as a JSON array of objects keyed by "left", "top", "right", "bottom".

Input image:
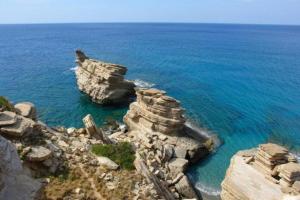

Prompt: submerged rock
[
  {"left": 75, "top": 50, "right": 136, "bottom": 104},
  {"left": 221, "top": 143, "right": 300, "bottom": 200}
]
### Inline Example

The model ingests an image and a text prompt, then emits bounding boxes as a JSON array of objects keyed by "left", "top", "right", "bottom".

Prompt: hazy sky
[{"left": 0, "top": 0, "right": 299, "bottom": 25}]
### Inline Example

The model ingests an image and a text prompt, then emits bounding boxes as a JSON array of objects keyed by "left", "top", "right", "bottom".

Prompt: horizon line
[{"left": 0, "top": 21, "right": 300, "bottom": 26}]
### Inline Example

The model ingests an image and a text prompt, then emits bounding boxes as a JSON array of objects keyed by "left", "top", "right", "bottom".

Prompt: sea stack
[
  {"left": 221, "top": 143, "right": 300, "bottom": 200},
  {"left": 75, "top": 50, "right": 136, "bottom": 104}
]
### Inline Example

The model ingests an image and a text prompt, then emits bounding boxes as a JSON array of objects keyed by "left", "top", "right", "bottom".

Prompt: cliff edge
[{"left": 221, "top": 143, "right": 300, "bottom": 200}]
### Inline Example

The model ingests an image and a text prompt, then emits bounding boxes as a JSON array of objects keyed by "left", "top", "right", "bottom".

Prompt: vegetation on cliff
[
  {"left": 92, "top": 142, "right": 135, "bottom": 170},
  {"left": 0, "top": 96, "right": 15, "bottom": 111}
]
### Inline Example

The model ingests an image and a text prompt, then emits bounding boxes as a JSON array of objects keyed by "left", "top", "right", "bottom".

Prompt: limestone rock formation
[
  {"left": 75, "top": 50, "right": 136, "bottom": 104},
  {"left": 124, "top": 88, "right": 209, "bottom": 163},
  {"left": 119, "top": 88, "right": 212, "bottom": 199},
  {"left": 0, "top": 135, "right": 41, "bottom": 200},
  {"left": 221, "top": 143, "right": 300, "bottom": 200}
]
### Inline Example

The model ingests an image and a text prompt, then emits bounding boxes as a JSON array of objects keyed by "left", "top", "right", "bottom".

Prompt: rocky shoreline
[
  {"left": 3, "top": 50, "right": 300, "bottom": 200},
  {"left": 0, "top": 88, "right": 213, "bottom": 199}
]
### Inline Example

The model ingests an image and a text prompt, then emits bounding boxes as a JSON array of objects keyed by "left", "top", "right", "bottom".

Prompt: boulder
[
  {"left": 26, "top": 146, "right": 52, "bottom": 162},
  {"left": 14, "top": 102, "right": 37, "bottom": 120},
  {"left": 175, "top": 175, "right": 199, "bottom": 199},
  {"left": 75, "top": 50, "right": 135, "bottom": 104},
  {"left": 0, "top": 111, "right": 17, "bottom": 126},
  {"left": 168, "top": 158, "right": 189, "bottom": 177},
  {"left": 0, "top": 113, "right": 35, "bottom": 137},
  {"left": 96, "top": 156, "right": 119, "bottom": 170}
]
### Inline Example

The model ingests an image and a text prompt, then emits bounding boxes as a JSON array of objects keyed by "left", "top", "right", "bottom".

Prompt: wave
[
  {"left": 70, "top": 67, "right": 78, "bottom": 71},
  {"left": 195, "top": 182, "right": 221, "bottom": 197},
  {"left": 291, "top": 151, "right": 300, "bottom": 163},
  {"left": 133, "top": 79, "right": 155, "bottom": 88}
]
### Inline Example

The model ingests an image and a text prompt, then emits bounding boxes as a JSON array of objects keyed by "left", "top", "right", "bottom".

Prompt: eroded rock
[
  {"left": 221, "top": 143, "right": 300, "bottom": 200},
  {"left": 75, "top": 50, "right": 135, "bottom": 104}
]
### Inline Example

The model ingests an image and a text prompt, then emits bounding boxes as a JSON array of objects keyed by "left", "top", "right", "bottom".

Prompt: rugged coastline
[{"left": 0, "top": 89, "right": 212, "bottom": 199}]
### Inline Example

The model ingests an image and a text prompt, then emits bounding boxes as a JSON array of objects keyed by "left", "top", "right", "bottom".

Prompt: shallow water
[{"left": 1, "top": 23, "right": 300, "bottom": 195}]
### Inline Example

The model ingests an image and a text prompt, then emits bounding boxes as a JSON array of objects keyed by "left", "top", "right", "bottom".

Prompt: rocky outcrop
[
  {"left": 124, "top": 88, "right": 210, "bottom": 163},
  {"left": 221, "top": 143, "right": 300, "bottom": 200},
  {"left": 75, "top": 50, "right": 136, "bottom": 104},
  {"left": 0, "top": 135, "right": 41, "bottom": 200},
  {"left": 111, "top": 88, "right": 212, "bottom": 199}
]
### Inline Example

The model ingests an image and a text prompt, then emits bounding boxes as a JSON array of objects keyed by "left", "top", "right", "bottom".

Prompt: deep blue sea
[{"left": 1, "top": 23, "right": 300, "bottom": 196}]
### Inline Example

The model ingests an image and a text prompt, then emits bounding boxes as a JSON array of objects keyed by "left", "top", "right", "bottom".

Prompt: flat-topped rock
[
  {"left": 26, "top": 146, "right": 52, "bottom": 162},
  {"left": 14, "top": 102, "right": 37, "bottom": 120},
  {"left": 0, "top": 111, "right": 17, "bottom": 126},
  {"left": 0, "top": 115, "right": 35, "bottom": 137},
  {"left": 75, "top": 50, "right": 135, "bottom": 104},
  {"left": 259, "top": 143, "right": 288, "bottom": 157}
]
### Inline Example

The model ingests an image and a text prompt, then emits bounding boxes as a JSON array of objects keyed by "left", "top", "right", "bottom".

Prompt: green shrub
[
  {"left": 91, "top": 142, "right": 135, "bottom": 170},
  {"left": 0, "top": 96, "right": 15, "bottom": 112}
]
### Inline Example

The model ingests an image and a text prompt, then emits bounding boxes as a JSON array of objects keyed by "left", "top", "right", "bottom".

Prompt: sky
[{"left": 0, "top": 0, "right": 299, "bottom": 25}]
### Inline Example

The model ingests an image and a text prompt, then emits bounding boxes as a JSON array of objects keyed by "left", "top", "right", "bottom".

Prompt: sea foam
[
  {"left": 133, "top": 79, "right": 155, "bottom": 88},
  {"left": 195, "top": 181, "right": 221, "bottom": 197}
]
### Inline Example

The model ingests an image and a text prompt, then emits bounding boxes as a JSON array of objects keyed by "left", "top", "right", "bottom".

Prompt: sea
[{"left": 1, "top": 23, "right": 300, "bottom": 197}]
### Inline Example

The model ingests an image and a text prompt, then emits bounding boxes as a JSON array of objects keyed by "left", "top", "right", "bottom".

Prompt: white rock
[{"left": 96, "top": 157, "right": 119, "bottom": 170}]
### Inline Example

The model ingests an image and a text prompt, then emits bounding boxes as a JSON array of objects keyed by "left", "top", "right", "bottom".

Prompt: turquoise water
[{"left": 1, "top": 23, "right": 300, "bottom": 195}]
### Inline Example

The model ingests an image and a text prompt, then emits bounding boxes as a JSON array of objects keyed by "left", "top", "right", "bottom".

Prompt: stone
[
  {"left": 26, "top": 146, "right": 52, "bottom": 162},
  {"left": 82, "top": 114, "right": 112, "bottom": 143},
  {"left": 14, "top": 102, "right": 37, "bottom": 120},
  {"left": 168, "top": 158, "right": 189, "bottom": 177},
  {"left": 67, "top": 127, "right": 76, "bottom": 135},
  {"left": 0, "top": 111, "right": 17, "bottom": 126},
  {"left": 174, "top": 175, "right": 198, "bottom": 199},
  {"left": 75, "top": 50, "right": 135, "bottom": 104},
  {"left": 75, "top": 188, "right": 81, "bottom": 194},
  {"left": 0, "top": 114, "right": 35, "bottom": 137},
  {"left": 57, "top": 140, "right": 69, "bottom": 148},
  {"left": 96, "top": 156, "right": 119, "bottom": 170},
  {"left": 174, "top": 147, "right": 187, "bottom": 159}
]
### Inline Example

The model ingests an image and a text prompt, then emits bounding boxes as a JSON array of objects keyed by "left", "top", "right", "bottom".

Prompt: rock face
[
  {"left": 0, "top": 135, "right": 41, "bottom": 200},
  {"left": 75, "top": 50, "right": 136, "bottom": 104},
  {"left": 221, "top": 143, "right": 300, "bottom": 200}
]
